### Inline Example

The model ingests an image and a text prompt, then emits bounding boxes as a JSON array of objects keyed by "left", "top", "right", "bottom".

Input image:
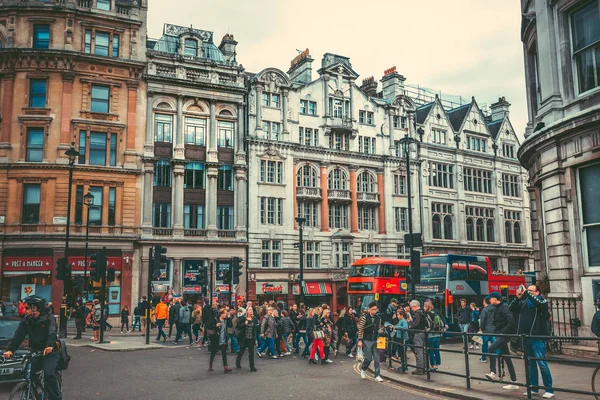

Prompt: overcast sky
[{"left": 148, "top": 0, "right": 527, "bottom": 137}]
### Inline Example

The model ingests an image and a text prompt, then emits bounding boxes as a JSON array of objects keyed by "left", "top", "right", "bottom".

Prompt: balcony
[
  {"left": 328, "top": 189, "right": 352, "bottom": 203},
  {"left": 323, "top": 116, "right": 354, "bottom": 133},
  {"left": 357, "top": 192, "right": 380, "bottom": 204},
  {"left": 217, "top": 230, "right": 236, "bottom": 239},
  {"left": 296, "top": 186, "right": 321, "bottom": 201},
  {"left": 152, "top": 228, "right": 173, "bottom": 237},
  {"left": 184, "top": 229, "right": 208, "bottom": 237}
]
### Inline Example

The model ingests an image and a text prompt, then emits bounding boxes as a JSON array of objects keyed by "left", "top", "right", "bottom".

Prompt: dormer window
[
  {"left": 184, "top": 39, "right": 198, "bottom": 56},
  {"left": 97, "top": 0, "right": 111, "bottom": 11}
]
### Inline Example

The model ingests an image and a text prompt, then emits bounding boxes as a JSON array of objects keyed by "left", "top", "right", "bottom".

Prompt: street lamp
[
  {"left": 83, "top": 191, "right": 94, "bottom": 298},
  {"left": 399, "top": 133, "right": 418, "bottom": 300},
  {"left": 295, "top": 217, "right": 306, "bottom": 305},
  {"left": 60, "top": 143, "right": 79, "bottom": 338}
]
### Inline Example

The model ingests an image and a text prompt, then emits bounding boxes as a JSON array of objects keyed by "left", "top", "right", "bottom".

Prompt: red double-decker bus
[{"left": 347, "top": 257, "right": 411, "bottom": 313}]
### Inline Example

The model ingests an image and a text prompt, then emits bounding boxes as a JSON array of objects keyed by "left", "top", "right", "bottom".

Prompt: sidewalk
[{"left": 369, "top": 341, "right": 597, "bottom": 400}]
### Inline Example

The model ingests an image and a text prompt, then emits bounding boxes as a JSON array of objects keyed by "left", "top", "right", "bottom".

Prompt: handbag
[{"left": 313, "top": 329, "right": 324, "bottom": 340}]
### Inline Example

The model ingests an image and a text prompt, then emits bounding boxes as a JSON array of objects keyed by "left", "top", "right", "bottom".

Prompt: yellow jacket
[{"left": 155, "top": 302, "right": 169, "bottom": 320}]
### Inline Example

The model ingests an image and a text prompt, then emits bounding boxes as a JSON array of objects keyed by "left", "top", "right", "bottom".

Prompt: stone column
[
  {"left": 1, "top": 72, "right": 15, "bottom": 144},
  {"left": 60, "top": 72, "right": 75, "bottom": 146},
  {"left": 175, "top": 94, "right": 184, "bottom": 159},
  {"left": 172, "top": 258, "right": 182, "bottom": 294},
  {"left": 208, "top": 100, "right": 218, "bottom": 162},
  {"left": 141, "top": 162, "right": 154, "bottom": 237},
  {"left": 236, "top": 102, "right": 245, "bottom": 162},
  {"left": 206, "top": 165, "right": 219, "bottom": 237},
  {"left": 255, "top": 85, "right": 263, "bottom": 131},
  {"left": 144, "top": 91, "right": 154, "bottom": 155},
  {"left": 388, "top": 109, "right": 395, "bottom": 154},
  {"left": 172, "top": 161, "right": 185, "bottom": 236},
  {"left": 282, "top": 89, "right": 289, "bottom": 134},
  {"left": 235, "top": 166, "right": 247, "bottom": 238},
  {"left": 293, "top": 162, "right": 298, "bottom": 230},
  {"left": 124, "top": 80, "right": 139, "bottom": 167},
  {"left": 348, "top": 79, "right": 354, "bottom": 121},
  {"left": 320, "top": 164, "right": 329, "bottom": 232},
  {"left": 322, "top": 75, "right": 330, "bottom": 116},
  {"left": 377, "top": 168, "right": 386, "bottom": 234},
  {"left": 350, "top": 167, "right": 359, "bottom": 233}
]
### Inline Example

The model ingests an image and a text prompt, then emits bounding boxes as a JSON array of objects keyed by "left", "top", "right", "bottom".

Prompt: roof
[
  {"left": 447, "top": 103, "right": 471, "bottom": 132},
  {"left": 415, "top": 102, "right": 434, "bottom": 124},
  {"left": 486, "top": 119, "right": 504, "bottom": 140},
  {"left": 147, "top": 23, "right": 226, "bottom": 63}
]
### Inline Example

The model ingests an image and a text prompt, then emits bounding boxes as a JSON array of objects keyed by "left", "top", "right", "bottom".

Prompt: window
[
  {"left": 298, "top": 127, "right": 319, "bottom": 146},
  {"left": 358, "top": 207, "right": 376, "bottom": 231},
  {"left": 504, "top": 210, "right": 522, "bottom": 244},
  {"left": 26, "top": 128, "right": 44, "bottom": 162},
  {"left": 78, "top": 131, "right": 116, "bottom": 166},
  {"left": 579, "top": 163, "right": 600, "bottom": 266},
  {"left": 358, "top": 136, "right": 376, "bottom": 154},
  {"left": 261, "top": 240, "right": 281, "bottom": 268},
  {"left": 262, "top": 92, "right": 280, "bottom": 108},
  {"left": 95, "top": 32, "right": 110, "bottom": 56},
  {"left": 84, "top": 30, "right": 91, "bottom": 53},
  {"left": 397, "top": 244, "right": 409, "bottom": 260},
  {"left": 97, "top": 0, "right": 110, "bottom": 10},
  {"left": 184, "top": 162, "right": 205, "bottom": 189},
  {"left": 185, "top": 117, "right": 206, "bottom": 145},
  {"left": 261, "top": 93, "right": 270, "bottom": 107},
  {"left": 29, "top": 79, "right": 47, "bottom": 108},
  {"left": 394, "top": 140, "right": 402, "bottom": 157},
  {"left": 112, "top": 34, "right": 119, "bottom": 57},
  {"left": 328, "top": 168, "right": 348, "bottom": 190},
  {"left": 308, "top": 101, "right": 316, "bottom": 115},
  {"left": 463, "top": 168, "right": 493, "bottom": 194},
  {"left": 305, "top": 241, "right": 321, "bottom": 269},
  {"left": 361, "top": 243, "right": 379, "bottom": 258},
  {"left": 298, "top": 202, "right": 319, "bottom": 228},
  {"left": 90, "top": 85, "right": 109, "bottom": 113},
  {"left": 432, "top": 129, "right": 447, "bottom": 145},
  {"left": 217, "top": 121, "right": 234, "bottom": 148},
  {"left": 395, "top": 207, "right": 408, "bottom": 232},
  {"left": 300, "top": 100, "right": 307, "bottom": 114},
  {"left": 508, "top": 258, "right": 525, "bottom": 274},
  {"left": 217, "top": 165, "right": 233, "bottom": 191},
  {"left": 328, "top": 132, "right": 350, "bottom": 151},
  {"left": 503, "top": 143, "right": 515, "bottom": 158},
  {"left": 466, "top": 206, "right": 495, "bottom": 242},
  {"left": 329, "top": 204, "right": 349, "bottom": 229},
  {"left": 330, "top": 98, "right": 347, "bottom": 118},
  {"left": 465, "top": 135, "right": 487, "bottom": 152},
  {"left": 154, "top": 159, "right": 172, "bottom": 187},
  {"left": 184, "top": 204, "right": 205, "bottom": 229},
  {"left": 33, "top": 25, "right": 50, "bottom": 49},
  {"left": 431, "top": 203, "right": 453, "bottom": 240},
  {"left": 22, "top": 184, "right": 41, "bottom": 224},
  {"left": 153, "top": 203, "right": 171, "bottom": 228},
  {"left": 217, "top": 206, "right": 234, "bottom": 230},
  {"left": 359, "top": 110, "right": 374, "bottom": 125},
  {"left": 262, "top": 121, "right": 281, "bottom": 141},
  {"left": 502, "top": 174, "right": 520, "bottom": 197},
  {"left": 259, "top": 197, "right": 283, "bottom": 225},
  {"left": 75, "top": 186, "right": 83, "bottom": 225},
  {"left": 357, "top": 171, "right": 376, "bottom": 192},
  {"left": 89, "top": 132, "right": 107, "bottom": 166},
  {"left": 88, "top": 186, "right": 103, "bottom": 225},
  {"left": 260, "top": 160, "right": 283, "bottom": 184},
  {"left": 393, "top": 174, "right": 406, "bottom": 195},
  {"left": 271, "top": 94, "right": 280, "bottom": 108},
  {"left": 334, "top": 243, "right": 352, "bottom": 268},
  {"left": 108, "top": 187, "right": 116, "bottom": 226},
  {"left": 154, "top": 114, "right": 173, "bottom": 143},
  {"left": 297, "top": 165, "right": 317, "bottom": 187},
  {"left": 571, "top": 1, "right": 600, "bottom": 93},
  {"left": 184, "top": 39, "right": 198, "bottom": 56},
  {"left": 428, "top": 162, "right": 454, "bottom": 189}
]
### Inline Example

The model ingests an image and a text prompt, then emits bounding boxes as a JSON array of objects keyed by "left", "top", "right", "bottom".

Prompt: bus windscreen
[{"left": 420, "top": 256, "right": 447, "bottom": 283}]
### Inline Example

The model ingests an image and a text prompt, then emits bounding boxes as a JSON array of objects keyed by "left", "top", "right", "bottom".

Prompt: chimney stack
[
  {"left": 288, "top": 48, "right": 313, "bottom": 84},
  {"left": 360, "top": 76, "right": 378, "bottom": 97},
  {"left": 218, "top": 33, "right": 237, "bottom": 64},
  {"left": 490, "top": 96, "right": 511, "bottom": 121},
  {"left": 380, "top": 66, "right": 406, "bottom": 101}
]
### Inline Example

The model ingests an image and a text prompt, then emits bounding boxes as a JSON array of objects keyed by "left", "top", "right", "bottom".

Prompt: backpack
[
  {"left": 422, "top": 311, "right": 435, "bottom": 331},
  {"left": 55, "top": 338, "right": 71, "bottom": 371},
  {"left": 433, "top": 314, "right": 445, "bottom": 331}
]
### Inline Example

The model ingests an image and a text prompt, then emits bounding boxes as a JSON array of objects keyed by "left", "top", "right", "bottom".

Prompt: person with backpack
[
  {"left": 468, "top": 302, "right": 481, "bottom": 350},
  {"left": 479, "top": 296, "right": 496, "bottom": 363},
  {"left": 510, "top": 285, "right": 554, "bottom": 398},
  {"left": 174, "top": 301, "right": 193, "bottom": 345},
  {"left": 357, "top": 301, "right": 384, "bottom": 382},
  {"left": 424, "top": 301, "right": 446, "bottom": 371},
  {"left": 132, "top": 304, "right": 141, "bottom": 332}
]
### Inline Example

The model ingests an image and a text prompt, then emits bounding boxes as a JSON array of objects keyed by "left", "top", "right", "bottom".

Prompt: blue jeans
[
  {"left": 481, "top": 335, "right": 497, "bottom": 360},
  {"left": 283, "top": 333, "right": 291, "bottom": 352},
  {"left": 258, "top": 336, "right": 276, "bottom": 356},
  {"left": 156, "top": 319, "right": 167, "bottom": 339},
  {"left": 132, "top": 316, "right": 141, "bottom": 331},
  {"left": 527, "top": 339, "right": 553, "bottom": 393},
  {"left": 295, "top": 332, "right": 308, "bottom": 352},
  {"left": 428, "top": 336, "right": 441, "bottom": 366},
  {"left": 229, "top": 333, "right": 240, "bottom": 352},
  {"left": 256, "top": 329, "right": 264, "bottom": 349},
  {"left": 347, "top": 336, "right": 357, "bottom": 355}
]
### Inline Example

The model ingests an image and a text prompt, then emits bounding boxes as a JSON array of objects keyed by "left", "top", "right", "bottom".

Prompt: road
[{"left": 0, "top": 345, "right": 448, "bottom": 400}]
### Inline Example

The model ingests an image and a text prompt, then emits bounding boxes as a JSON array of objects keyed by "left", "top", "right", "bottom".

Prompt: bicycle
[
  {"left": 592, "top": 364, "right": 600, "bottom": 400},
  {"left": 8, "top": 351, "right": 62, "bottom": 400}
]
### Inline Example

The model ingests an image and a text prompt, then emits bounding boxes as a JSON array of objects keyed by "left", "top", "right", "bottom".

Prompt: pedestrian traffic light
[
  {"left": 106, "top": 268, "right": 116, "bottom": 283},
  {"left": 222, "top": 262, "right": 232, "bottom": 284},
  {"left": 152, "top": 245, "right": 167, "bottom": 280},
  {"left": 56, "top": 257, "right": 70, "bottom": 281},
  {"left": 410, "top": 250, "right": 421, "bottom": 284},
  {"left": 89, "top": 250, "right": 107, "bottom": 282},
  {"left": 232, "top": 257, "right": 243, "bottom": 285}
]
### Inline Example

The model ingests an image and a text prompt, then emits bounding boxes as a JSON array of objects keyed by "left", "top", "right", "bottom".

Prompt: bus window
[
  {"left": 467, "top": 260, "right": 488, "bottom": 281},
  {"left": 419, "top": 256, "right": 447, "bottom": 282},
  {"left": 350, "top": 265, "right": 377, "bottom": 277},
  {"left": 379, "top": 264, "right": 406, "bottom": 277},
  {"left": 450, "top": 262, "right": 468, "bottom": 280}
]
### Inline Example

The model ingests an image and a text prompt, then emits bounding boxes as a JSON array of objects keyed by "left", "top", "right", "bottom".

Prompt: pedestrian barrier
[{"left": 385, "top": 328, "right": 600, "bottom": 399}]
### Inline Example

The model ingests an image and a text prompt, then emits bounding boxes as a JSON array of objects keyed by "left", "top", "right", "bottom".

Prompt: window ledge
[
  {"left": 258, "top": 182, "right": 286, "bottom": 187},
  {"left": 299, "top": 113, "right": 319, "bottom": 117},
  {"left": 262, "top": 106, "right": 282, "bottom": 111},
  {"left": 21, "top": 107, "right": 51, "bottom": 117},
  {"left": 80, "top": 111, "right": 119, "bottom": 122}
]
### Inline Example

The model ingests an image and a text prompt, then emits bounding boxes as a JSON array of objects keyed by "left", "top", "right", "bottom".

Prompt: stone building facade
[
  {"left": 518, "top": 0, "right": 600, "bottom": 335},
  {"left": 0, "top": 0, "right": 147, "bottom": 313},
  {"left": 246, "top": 51, "right": 532, "bottom": 310},
  {"left": 142, "top": 24, "right": 247, "bottom": 303}
]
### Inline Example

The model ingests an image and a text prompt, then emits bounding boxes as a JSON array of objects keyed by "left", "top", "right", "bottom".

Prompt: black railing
[{"left": 384, "top": 328, "right": 600, "bottom": 399}]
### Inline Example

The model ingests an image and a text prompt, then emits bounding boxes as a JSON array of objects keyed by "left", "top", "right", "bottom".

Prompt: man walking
[
  {"left": 478, "top": 296, "right": 496, "bottom": 363},
  {"left": 257, "top": 307, "right": 278, "bottom": 359},
  {"left": 139, "top": 296, "right": 149, "bottom": 335},
  {"left": 175, "top": 301, "right": 193, "bottom": 345},
  {"left": 456, "top": 299, "right": 470, "bottom": 335},
  {"left": 485, "top": 292, "right": 518, "bottom": 390},
  {"left": 357, "top": 301, "right": 384, "bottom": 382},
  {"left": 169, "top": 298, "right": 181, "bottom": 339},
  {"left": 155, "top": 297, "right": 169, "bottom": 342},
  {"left": 73, "top": 300, "right": 86, "bottom": 340},
  {"left": 408, "top": 300, "right": 426, "bottom": 375},
  {"left": 510, "top": 285, "right": 554, "bottom": 398}
]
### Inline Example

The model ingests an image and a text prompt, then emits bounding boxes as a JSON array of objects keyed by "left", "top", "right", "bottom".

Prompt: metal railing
[{"left": 384, "top": 328, "right": 600, "bottom": 399}]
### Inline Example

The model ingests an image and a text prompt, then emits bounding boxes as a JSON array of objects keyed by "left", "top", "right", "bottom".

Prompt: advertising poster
[{"left": 21, "top": 284, "right": 36, "bottom": 299}]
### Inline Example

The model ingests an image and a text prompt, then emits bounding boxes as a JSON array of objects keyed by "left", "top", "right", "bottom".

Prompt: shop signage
[
  {"left": 216, "top": 284, "right": 230, "bottom": 293},
  {"left": 182, "top": 260, "right": 205, "bottom": 289},
  {"left": 67, "top": 256, "right": 122, "bottom": 271},
  {"left": 183, "top": 286, "right": 202, "bottom": 294},
  {"left": 415, "top": 284, "right": 440, "bottom": 293},
  {"left": 256, "top": 281, "right": 288, "bottom": 295},
  {"left": 3, "top": 256, "right": 53, "bottom": 272}
]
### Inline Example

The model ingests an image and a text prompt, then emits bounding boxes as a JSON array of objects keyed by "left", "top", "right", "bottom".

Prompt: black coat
[
  {"left": 236, "top": 316, "right": 259, "bottom": 343},
  {"left": 509, "top": 292, "right": 549, "bottom": 336},
  {"left": 492, "top": 302, "right": 515, "bottom": 334},
  {"left": 9, "top": 308, "right": 58, "bottom": 352}
]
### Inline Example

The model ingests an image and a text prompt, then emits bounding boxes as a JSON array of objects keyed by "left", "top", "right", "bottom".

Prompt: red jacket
[{"left": 18, "top": 302, "right": 25, "bottom": 317}]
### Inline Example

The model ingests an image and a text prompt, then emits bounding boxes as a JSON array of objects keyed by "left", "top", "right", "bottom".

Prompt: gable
[
  {"left": 447, "top": 104, "right": 470, "bottom": 132},
  {"left": 461, "top": 101, "right": 491, "bottom": 137},
  {"left": 416, "top": 102, "right": 434, "bottom": 125},
  {"left": 319, "top": 62, "right": 360, "bottom": 79}
]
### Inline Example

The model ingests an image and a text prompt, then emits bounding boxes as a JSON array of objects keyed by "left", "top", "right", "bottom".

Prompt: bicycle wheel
[
  {"left": 9, "top": 382, "right": 30, "bottom": 400},
  {"left": 592, "top": 365, "right": 600, "bottom": 400}
]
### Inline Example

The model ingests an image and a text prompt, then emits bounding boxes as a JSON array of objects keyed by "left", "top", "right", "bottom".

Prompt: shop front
[
  {"left": 296, "top": 281, "right": 333, "bottom": 309},
  {"left": 182, "top": 259, "right": 206, "bottom": 304},
  {"left": 2, "top": 253, "right": 54, "bottom": 303},
  {"left": 255, "top": 281, "right": 289, "bottom": 306},
  {"left": 68, "top": 255, "right": 123, "bottom": 315}
]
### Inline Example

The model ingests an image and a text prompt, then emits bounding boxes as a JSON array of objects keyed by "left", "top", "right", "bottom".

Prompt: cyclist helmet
[{"left": 23, "top": 295, "right": 46, "bottom": 310}]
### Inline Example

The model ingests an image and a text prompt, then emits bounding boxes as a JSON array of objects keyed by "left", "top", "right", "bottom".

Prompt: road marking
[{"left": 352, "top": 363, "right": 443, "bottom": 399}]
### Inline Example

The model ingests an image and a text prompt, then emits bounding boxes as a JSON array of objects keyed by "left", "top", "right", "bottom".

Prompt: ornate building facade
[
  {"left": 246, "top": 51, "right": 532, "bottom": 310},
  {"left": 0, "top": 0, "right": 147, "bottom": 313},
  {"left": 142, "top": 24, "right": 247, "bottom": 302}
]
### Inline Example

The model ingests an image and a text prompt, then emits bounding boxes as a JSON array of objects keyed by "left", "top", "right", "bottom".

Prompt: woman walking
[
  {"left": 236, "top": 307, "right": 259, "bottom": 372},
  {"left": 424, "top": 301, "right": 443, "bottom": 370},
  {"left": 302, "top": 308, "right": 315, "bottom": 358},
  {"left": 280, "top": 310, "right": 293, "bottom": 355},
  {"left": 469, "top": 302, "right": 481, "bottom": 350},
  {"left": 321, "top": 308, "right": 334, "bottom": 364},
  {"left": 120, "top": 305, "right": 130, "bottom": 333},
  {"left": 208, "top": 308, "right": 233, "bottom": 373},
  {"left": 191, "top": 303, "right": 203, "bottom": 345},
  {"left": 309, "top": 308, "right": 326, "bottom": 364}
]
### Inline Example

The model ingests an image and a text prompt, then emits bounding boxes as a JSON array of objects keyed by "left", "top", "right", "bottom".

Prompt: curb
[{"left": 81, "top": 345, "right": 166, "bottom": 352}]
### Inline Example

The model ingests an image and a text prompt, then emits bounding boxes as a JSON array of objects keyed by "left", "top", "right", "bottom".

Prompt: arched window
[
  {"left": 476, "top": 219, "right": 484, "bottom": 241},
  {"left": 486, "top": 220, "right": 495, "bottom": 242},
  {"left": 357, "top": 171, "right": 375, "bottom": 192},
  {"left": 466, "top": 218, "right": 474, "bottom": 241},
  {"left": 219, "top": 109, "right": 233, "bottom": 117},
  {"left": 432, "top": 215, "right": 441, "bottom": 239},
  {"left": 505, "top": 221, "right": 513, "bottom": 243},
  {"left": 184, "top": 39, "right": 198, "bottom": 56},
  {"left": 514, "top": 222, "right": 522, "bottom": 243},
  {"left": 443, "top": 215, "right": 453, "bottom": 240},
  {"left": 296, "top": 165, "right": 317, "bottom": 187},
  {"left": 328, "top": 169, "right": 348, "bottom": 190}
]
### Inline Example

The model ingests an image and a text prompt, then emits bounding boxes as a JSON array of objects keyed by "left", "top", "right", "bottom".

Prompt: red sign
[
  {"left": 373, "top": 278, "right": 406, "bottom": 294},
  {"left": 67, "top": 256, "right": 122, "bottom": 271},
  {"left": 3, "top": 256, "right": 53, "bottom": 272},
  {"left": 261, "top": 283, "right": 284, "bottom": 294}
]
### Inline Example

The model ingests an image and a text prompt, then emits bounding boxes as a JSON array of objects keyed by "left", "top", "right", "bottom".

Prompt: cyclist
[{"left": 3, "top": 295, "right": 62, "bottom": 400}]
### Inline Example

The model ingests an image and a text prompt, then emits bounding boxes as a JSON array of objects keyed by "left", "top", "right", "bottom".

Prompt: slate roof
[
  {"left": 486, "top": 119, "right": 504, "bottom": 140},
  {"left": 148, "top": 24, "right": 226, "bottom": 63},
  {"left": 415, "top": 102, "right": 434, "bottom": 124},
  {"left": 447, "top": 103, "right": 471, "bottom": 132}
]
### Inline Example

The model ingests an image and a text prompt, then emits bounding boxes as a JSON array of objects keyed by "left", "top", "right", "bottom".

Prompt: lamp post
[
  {"left": 295, "top": 217, "right": 306, "bottom": 305},
  {"left": 82, "top": 191, "right": 94, "bottom": 299},
  {"left": 61, "top": 143, "right": 79, "bottom": 338},
  {"left": 399, "top": 134, "right": 418, "bottom": 300}
]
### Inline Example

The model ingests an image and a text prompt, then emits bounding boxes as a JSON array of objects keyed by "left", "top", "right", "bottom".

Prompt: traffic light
[
  {"left": 410, "top": 250, "right": 421, "bottom": 284},
  {"left": 90, "top": 250, "right": 107, "bottom": 282},
  {"left": 152, "top": 245, "right": 167, "bottom": 280},
  {"left": 197, "top": 266, "right": 207, "bottom": 286},
  {"left": 222, "top": 263, "right": 232, "bottom": 284},
  {"left": 106, "top": 268, "right": 116, "bottom": 283},
  {"left": 232, "top": 257, "right": 243, "bottom": 285},
  {"left": 56, "top": 257, "right": 70, "bottom": 281}
]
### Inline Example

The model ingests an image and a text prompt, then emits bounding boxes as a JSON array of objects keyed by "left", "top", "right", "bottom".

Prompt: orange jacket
[{"left": 155, "top": 302, "right": 169, "bottom": 320}]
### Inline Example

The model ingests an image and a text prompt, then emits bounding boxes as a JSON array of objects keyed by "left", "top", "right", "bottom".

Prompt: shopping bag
[
  {"left": 356, "top": 346, "right": 364, "bottom": 362},
  {"left": 376, "top": 336, "right": 387, "bottom": 350}
]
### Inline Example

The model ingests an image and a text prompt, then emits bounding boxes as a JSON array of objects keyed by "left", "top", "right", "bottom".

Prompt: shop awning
[{"left": 302, "top": 281, "right": 333, "bottom": 296}]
